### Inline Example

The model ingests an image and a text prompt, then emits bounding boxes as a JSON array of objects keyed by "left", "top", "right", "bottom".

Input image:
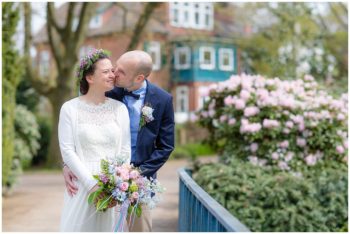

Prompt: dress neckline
[{"left": 78, "top": 97, "right": 111, "bottom": 108}]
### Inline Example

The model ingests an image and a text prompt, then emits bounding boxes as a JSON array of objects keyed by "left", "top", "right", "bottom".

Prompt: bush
[
  {"left": 31, "top": 116, "right": 52, "bottom": 166},
  {"left": 194, "top": 159, "right": 347, "bottom": 232},
  {"left": 197, "top": 74, "right": 348, "bottom": 172},
  {"left": 7, "top": 105, "right": 41, "bottom": 188}
]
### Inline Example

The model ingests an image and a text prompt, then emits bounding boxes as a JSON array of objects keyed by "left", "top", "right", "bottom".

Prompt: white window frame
[
  {"left": 199, "top": 46, "right": 215, "bottom": 70},
  {"left": 219, "top": 48, "right": 234, "bottom": 71},
  {"left": 169, "top": 2, "right": 213, "bottom": 30},
  {"left": 89, "top": 14, "right": 102, "bottom": 29},
  {"left": 39, "top": 50, "right": 50, "bottom": 77},
  {"left": 147, "top": 41, "right": 161, "bottom": 71},
  {"left": 174, "top": 47, "right": 191, "bottom": 70},
  {"left": 176, "top": 86, "right": 189, "bottom": 113}
]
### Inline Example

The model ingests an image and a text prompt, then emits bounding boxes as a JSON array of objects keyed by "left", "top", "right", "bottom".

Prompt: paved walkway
[{"left": 2, "top": 157, "right": 216, "bottom": 232}]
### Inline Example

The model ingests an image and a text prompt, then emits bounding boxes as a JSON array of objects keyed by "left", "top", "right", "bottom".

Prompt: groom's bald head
[{"left": 119, "top": 50, "right": 153, "bottom": 78}]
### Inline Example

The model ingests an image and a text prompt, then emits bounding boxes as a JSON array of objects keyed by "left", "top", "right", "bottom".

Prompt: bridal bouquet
[{"left": 87, "top": 156, "right": 164, "bottom": 231}]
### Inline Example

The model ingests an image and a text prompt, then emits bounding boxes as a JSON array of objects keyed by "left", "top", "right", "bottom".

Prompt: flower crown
[{"left": 76, "top": 48, "right": 111, "bottom": 81}]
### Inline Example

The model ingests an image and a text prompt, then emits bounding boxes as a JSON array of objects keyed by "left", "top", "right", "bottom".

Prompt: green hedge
[{"left": 194, "top": 159, "right": 348, "bottom": 232}]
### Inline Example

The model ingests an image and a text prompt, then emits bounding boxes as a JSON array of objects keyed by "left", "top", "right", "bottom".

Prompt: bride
[{"left": 58, "top": 49, "right": 131, "bottom": 231}]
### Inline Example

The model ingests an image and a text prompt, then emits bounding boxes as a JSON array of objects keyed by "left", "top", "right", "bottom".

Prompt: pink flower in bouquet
[
  {"left": 99, "top": 174, "right": 109, "bottom": 184},
  {"left": 129, "top": 170, "right": 140, "bottom": 180},
  {"left": 117, "top": 167, "right": 130, "bottom": 180},
  {"left": 119, "top": 182, "right": 129, "bottom": 191},
  {"left": 131, "top": 192, "right": 139, "bottom": 200},
  {"left": 136, "top": 177, "right": 145, "bottom": 189}
]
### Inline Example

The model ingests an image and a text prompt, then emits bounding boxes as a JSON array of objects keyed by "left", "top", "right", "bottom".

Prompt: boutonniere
[{"left": 139, "top": 103, "right": 154, "bottom": 130}]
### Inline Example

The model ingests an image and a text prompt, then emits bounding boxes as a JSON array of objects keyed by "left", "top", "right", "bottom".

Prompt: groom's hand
[{"left": 63, "top": 165, "right": 78, "bottom": 196}]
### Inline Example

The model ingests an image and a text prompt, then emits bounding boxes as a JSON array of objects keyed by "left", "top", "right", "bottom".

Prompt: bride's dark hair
[{"left": 76, "top": 49, "right": 110, "bottom": 95}]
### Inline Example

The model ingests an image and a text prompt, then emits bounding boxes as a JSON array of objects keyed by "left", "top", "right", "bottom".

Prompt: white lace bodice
[
  {"left": 77, "top": 98, "right": 119, "bottom": 162},
  {"left": 58, "top": 97, "right": 131, "bottom": 191}
]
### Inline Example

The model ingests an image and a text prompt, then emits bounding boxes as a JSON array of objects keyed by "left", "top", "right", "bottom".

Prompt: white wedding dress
[{"left": 58, "top": 97, "right": 131, "bottom": 232}]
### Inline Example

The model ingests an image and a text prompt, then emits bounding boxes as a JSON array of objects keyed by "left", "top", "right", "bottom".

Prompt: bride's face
[{"left": 90, "top": 58, "right": 115, "bottom": 91}]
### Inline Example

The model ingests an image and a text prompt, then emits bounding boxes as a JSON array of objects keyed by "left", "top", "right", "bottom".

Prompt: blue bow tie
[{"left": 123, "top": 90, "right": 140, "bottom": 99}]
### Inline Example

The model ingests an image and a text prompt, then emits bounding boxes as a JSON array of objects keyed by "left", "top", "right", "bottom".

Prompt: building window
[
  {"left": 174, "top": 47, "right": 191, "bottom": 69},
  {"left": 199, "top": 47, "right": 215, "bottom": 70},
  {"left": 176, "top": 86, "right": 189, "bottom": 112},
  {"left": 89, "top": 14, "right": 102, "bottom": 29},
  {"left": 169, "top": 2, "right": 213, "bottom": 30},
  {"left": 219, "top": 48, "right": 234, "bottom": 71},
  {"left": 147, "top": 42, "right": 161, "bottom": 71},
  {"left": 39, "top": 50, "right": 50, "bottom": 77},
  {"left": 79, "top": 45, "right": 94, "bottom": 58}
]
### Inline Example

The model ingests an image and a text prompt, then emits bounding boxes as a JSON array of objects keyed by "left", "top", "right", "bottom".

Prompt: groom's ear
[{"left": 136, "top": 74, "right": 145, "bottom": 83}]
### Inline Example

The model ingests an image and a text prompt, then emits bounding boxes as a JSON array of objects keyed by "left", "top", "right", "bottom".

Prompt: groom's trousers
[{"left": 128, "top": 206, "right": 152, "bottom": 232}]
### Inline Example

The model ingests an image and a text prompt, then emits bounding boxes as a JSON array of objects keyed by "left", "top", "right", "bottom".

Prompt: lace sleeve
[{"left": 58, "top": 102, "right": 97, "bottom": 191}]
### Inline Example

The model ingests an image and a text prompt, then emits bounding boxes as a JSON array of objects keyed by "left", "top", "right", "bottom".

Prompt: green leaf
[{"left": 136, "top": 205, "right": 142, "bottom": 217}]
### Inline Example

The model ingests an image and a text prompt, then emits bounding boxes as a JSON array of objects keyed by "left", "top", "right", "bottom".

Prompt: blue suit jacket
[{"left": 106, "top": 80, "right": 175, "bottom": 178}]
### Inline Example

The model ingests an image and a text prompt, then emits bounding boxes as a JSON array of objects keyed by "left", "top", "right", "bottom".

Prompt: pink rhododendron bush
[{"left": 197, "top": 74, "right": 348, "bottom": 171}]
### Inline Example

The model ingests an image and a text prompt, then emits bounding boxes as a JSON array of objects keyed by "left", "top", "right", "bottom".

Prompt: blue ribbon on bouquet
[{"left": 114, "top": 200, "right": 130, "bottom": 232}]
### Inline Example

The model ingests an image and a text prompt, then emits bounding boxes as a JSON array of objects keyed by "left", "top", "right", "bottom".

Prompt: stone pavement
[{"left": 2, "top": 157, "right": 216, "bottom": 232}]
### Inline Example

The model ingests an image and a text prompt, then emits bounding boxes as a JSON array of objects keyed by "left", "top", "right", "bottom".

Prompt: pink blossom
[
  {"left": 199, "top": 87, "right": 210, "bottom": 97},
  {"left": 305, "top": 155, "right": 317, "bottom": 166},
  {"left": 263, "top": 119, "right": 280, "bottom": 129},
  {"left": 235, "top": 99, "right": 246, "bottom": 110},
  {"left": 257, "top": 89, "right": 269, "bottom": 99},
  {"left": 297, "top": 138, "right": 307, "bottom": 147},
  {"left": 244, "top": 107, "right": 260, "bottom": 117},
  {"left": 285, "top": 121, "right": 294, "bottom": 129},
  {"left": 336, "top": 145, "right": 345, "bottom": 154},
  {"left": 220, "top": 115, "right": 228, "bottom": 123},
  {"left": 304, "top": 75, "right": 315, "bottom": 82},
  {"left": 337, "top": 113, "right": 346, "bottom": 121},
  {"left": 208, "top": 109, "right": 215, "bottom": 117},
  {"left": 285, "top": 152, "right": 294, "bottom": 162},
  {"left": 224, "top": 96, "right": 235, "bottom": 105},
  {"left": 298, "top": 123, "right": 305, "bottom": 132},
  {"left": 119, "top": 182, "right": 129, "bottom": 191},
  {"left": 343, "top": 139, "right": 348, "bottom": 149},
  {"left": 278, "top": 161, "right": 290, "bottom": 170},
  {"left": 248, "top": 156, "right": 258, "bottom": 165},
  {"left": 279, "top": 140, "right": 289, "bottom": 148},
  {"left": 250, "top": 143, "right": 259, "bottom": 153},
  {"left": 228, "top": 118, "right": 236, "bottom": 125},
  {"left": 240, "top": 90, "right": 251, "bottom": 101},
  {"left": 271, "top": 152, "right": 279, "bottom": 160}
]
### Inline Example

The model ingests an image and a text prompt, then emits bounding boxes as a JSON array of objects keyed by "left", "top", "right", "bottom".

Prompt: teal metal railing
[{"left": 178, "top": 168, "right": 250, "bottom": 232}]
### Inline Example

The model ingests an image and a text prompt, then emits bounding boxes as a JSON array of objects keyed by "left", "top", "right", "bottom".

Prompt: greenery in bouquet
[
  {"left": 197, "top": 74, "right": 348, "bottom": 172},
  {"left": 87, "top": 157, "right": 164, "bottom": 217}
]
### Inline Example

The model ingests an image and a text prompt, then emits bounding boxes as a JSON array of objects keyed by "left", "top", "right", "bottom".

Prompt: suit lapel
[{"left": 136, "top": 80, "right": 156, "bottom": 147}]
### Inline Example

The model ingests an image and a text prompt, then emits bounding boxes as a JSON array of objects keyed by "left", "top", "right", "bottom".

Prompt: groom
[{"left": 63, "top": 50, "right": 175, "bottom": 232}]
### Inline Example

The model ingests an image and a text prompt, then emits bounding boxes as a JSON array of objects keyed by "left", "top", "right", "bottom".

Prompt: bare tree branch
[
  {"left": 64, "top": 2, "right": 77, "bottom": 43},
  {"left": 23, "top": 2, "right": 53, "bottom": 95},
  {"left": 127, "top": 2, "right": 163, "bottom": 50},
  {"left": 71, "top": 3, "right": 96, "bottom": 56},
  {"left": 47, "top": 3, "right": 64, "bottom": 36},
  {"left": 47, "top": 3, "right": 63, "bottom": 71}
]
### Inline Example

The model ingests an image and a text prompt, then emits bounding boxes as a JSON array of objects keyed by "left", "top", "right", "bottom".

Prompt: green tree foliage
[
  {"left": 2, "top": 2, "right": 22, "bottom": 189},
  {"left": 235, "top": 3, "right": 347, "bottom": 90}
]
